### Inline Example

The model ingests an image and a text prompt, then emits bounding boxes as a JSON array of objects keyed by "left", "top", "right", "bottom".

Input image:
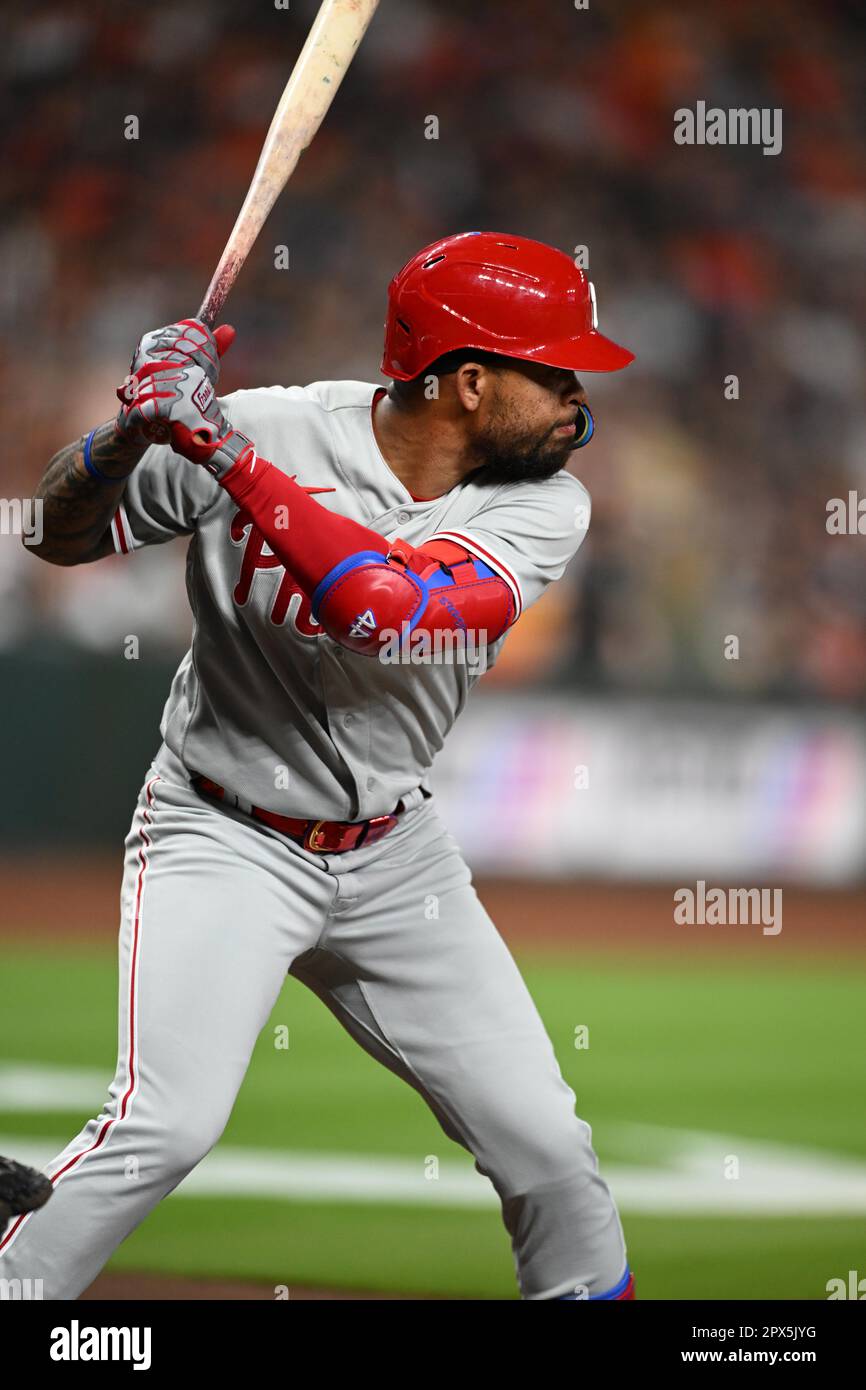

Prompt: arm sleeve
[
  {"left": 215, "top": 440, "right": 589, "bottom": 640},
  {"left": 423, "top": 470, "right": 591, "bottom": 621}
]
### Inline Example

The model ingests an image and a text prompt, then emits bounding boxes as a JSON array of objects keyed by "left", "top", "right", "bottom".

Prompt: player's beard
[{"left": 469, "top": 418, "right": 575, "bottom": 485}]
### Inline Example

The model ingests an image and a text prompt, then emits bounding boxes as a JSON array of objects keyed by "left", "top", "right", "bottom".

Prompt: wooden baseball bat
[{"left": 198, "top": 0, "right": 381, "bottom": 328}]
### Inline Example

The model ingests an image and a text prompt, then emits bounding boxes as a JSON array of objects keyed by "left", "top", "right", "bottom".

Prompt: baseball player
[{"left": 2, "top": 232, "right": 636, "bottom": 1301}]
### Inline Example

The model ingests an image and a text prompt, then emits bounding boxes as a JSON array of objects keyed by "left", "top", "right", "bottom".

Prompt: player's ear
[{"left": 453, "top": 362, "right": 488, "bottom": 413}]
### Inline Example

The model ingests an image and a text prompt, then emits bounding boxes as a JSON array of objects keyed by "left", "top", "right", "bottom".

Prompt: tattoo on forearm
[{"left": 31, "top": 422, "right": 146, "bottom": 562}]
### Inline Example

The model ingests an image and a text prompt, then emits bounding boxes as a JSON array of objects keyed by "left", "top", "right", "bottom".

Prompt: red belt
[{"left": 192, "top": 775, "right": 403, "bottom": 854}]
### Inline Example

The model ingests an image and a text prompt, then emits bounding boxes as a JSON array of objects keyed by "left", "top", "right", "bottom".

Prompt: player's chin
[
  {"left": 473, "top": 429, "right": 571, "bottom": 484},
  {"left": 526, "top": 438, "right": 574, "bottom": 477},
  {"left": 479, "top": 455, "right": 565, "bottom": 485}
]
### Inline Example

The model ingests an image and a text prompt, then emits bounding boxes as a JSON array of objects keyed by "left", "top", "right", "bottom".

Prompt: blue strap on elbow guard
[
  {"left": 311, "top": 545, "right": 503, "bottom": 650},
  {"left": 311, "top": 549, "right": 431, "bottom": 636}
]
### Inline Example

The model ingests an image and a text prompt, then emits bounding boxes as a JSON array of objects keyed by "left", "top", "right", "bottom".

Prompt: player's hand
[
  {"left": 115, "top": 358, "right": 253, "bottom": 480},
  {"left": 126, "top": 318, "right": 236, "bottom": 385},
  {"left": 115, "top": 318, "right": 237, "bottom": 448}
]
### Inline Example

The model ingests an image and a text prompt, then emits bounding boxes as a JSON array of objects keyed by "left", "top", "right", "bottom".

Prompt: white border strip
[{"left": 110, "top": 504, "right": 137, "bottom": 556}]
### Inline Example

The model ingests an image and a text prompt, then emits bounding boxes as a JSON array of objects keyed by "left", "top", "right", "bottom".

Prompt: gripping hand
[
  {"left": 116, "top": 356, "right": 253, "bottom": 479},
  {"left": 126, "top": 318, "right": 235, "bottom": 383},
  {"left": 116, "top": 318, "right": 235, "bottom": 450}
]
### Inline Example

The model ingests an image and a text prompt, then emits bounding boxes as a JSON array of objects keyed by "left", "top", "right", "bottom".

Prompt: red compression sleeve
[
  {"left": 217, "top": 450, "right": 515, "bottom": 645},
  {"left": 219, "top": 454, "right": 388, "bottom": 593}
]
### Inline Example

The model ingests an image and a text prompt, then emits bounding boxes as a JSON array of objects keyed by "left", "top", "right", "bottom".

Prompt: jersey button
[
  {"left": 396, "top": 511, "right": 410, "bottom": 525},
  {"left": 343, "top": 714, "right": 354, "bottom": 726},
  {"left": 366, "top": 776, "right": 375, "bottom": 790}
]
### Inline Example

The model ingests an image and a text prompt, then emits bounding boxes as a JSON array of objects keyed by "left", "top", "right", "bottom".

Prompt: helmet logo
[{"left": 589, "top": 281, "right": 598, "bottom": 329}]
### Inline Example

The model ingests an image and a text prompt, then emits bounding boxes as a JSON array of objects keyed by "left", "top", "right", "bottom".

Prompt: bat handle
[{"left": 197, "top": 252, "right": 242, "bottom": 330}]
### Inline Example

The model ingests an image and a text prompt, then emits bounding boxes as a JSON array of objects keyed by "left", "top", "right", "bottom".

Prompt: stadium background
[{"left": 1, "top": 0, "right": 864, "bottom": 1298}]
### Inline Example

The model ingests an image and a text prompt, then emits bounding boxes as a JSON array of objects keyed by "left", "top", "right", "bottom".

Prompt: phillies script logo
[{"left": 230, "top": 484, "right": 335, "bottom": 636}]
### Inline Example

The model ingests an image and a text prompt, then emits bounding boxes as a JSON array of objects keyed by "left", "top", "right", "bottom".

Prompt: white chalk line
[{"left": 1, "top": 1063, "right": 865, "bottom": 1215}]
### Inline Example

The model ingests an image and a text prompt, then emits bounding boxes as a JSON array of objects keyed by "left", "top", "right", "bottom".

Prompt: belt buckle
[{"left": 304, "top": 819, "right": 329, "bottom": 853}]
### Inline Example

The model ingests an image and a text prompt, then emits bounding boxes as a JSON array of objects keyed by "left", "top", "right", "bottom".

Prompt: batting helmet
[{"left": 381, "top": 231, "right": 634, "bottom": 381}]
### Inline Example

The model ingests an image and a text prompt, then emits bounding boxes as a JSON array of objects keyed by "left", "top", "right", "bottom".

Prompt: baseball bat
[{"left": 197, "top": 0, "right": 381, "bottom": 328}]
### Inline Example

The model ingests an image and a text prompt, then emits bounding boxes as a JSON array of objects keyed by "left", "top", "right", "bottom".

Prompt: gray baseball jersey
[
  {"left": 109, "top": 380, "right": 591, "bottom": 819},
  {"left": 0, "top": 377, "right": 634, "bottom": 1302}
]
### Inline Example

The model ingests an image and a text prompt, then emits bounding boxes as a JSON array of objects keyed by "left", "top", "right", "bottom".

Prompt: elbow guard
[{"left": 311, "top": 538, "right": 516, "bottom": 656}]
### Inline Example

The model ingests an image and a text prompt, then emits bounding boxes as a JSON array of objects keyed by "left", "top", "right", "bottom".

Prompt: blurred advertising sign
[{"left": 430, "top": 697, "right": 866, "bottom": 883}]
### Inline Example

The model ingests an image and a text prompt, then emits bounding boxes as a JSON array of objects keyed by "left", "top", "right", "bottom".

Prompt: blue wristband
[{"left": 83, "top": 427, "right": 134, "bottom": 484}]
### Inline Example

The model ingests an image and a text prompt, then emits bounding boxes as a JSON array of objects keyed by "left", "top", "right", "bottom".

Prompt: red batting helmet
[{"left": 381, "top": 231, "right": 634, "bottom": 381}]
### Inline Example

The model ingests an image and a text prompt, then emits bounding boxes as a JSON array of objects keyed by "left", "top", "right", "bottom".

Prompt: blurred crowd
[{"left": 2, "top": 0, "right": 865, "bottom": 699}]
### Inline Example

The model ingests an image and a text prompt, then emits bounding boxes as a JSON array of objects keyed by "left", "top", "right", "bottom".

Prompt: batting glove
[
  {"left": 127, "top": 318, "right": 236, "bottom": 382},
  {"left": 116, "top": 358, "right": 254, "bottom": 480},
  {"left": 115, "top": 318, "right": 236, "bottom": 443}
]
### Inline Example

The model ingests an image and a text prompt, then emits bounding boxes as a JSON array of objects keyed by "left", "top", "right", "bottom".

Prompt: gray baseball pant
[{"left": 0, "top": 743, "right": 628, "bottom": 1300}]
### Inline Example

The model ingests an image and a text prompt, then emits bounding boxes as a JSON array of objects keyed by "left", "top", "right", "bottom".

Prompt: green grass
[
  {"left": 101, "top": 1205, "right": 861, "bottom": 1301},
  {"left": 1, "top": 943, "right": 864, "bottom": 1298}
]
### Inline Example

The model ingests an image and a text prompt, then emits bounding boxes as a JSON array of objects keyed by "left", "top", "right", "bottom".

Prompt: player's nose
[{"left": 559, "top": 372, "right": 585, "bottom": 407}]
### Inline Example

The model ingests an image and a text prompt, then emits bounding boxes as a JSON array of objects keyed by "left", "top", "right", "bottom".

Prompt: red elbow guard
[{"left": 311, "top": 538, "right": 515, "bottom": 656}]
